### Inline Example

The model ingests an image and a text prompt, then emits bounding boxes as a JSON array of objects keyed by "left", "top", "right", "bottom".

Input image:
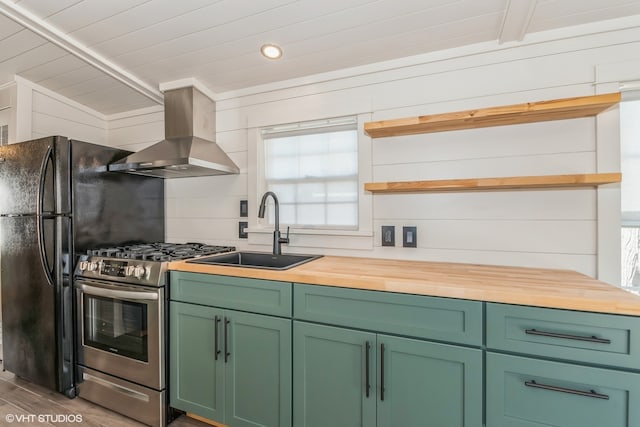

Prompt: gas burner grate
[{"left": 86, "top": 242, "right": 235, "bottom": 262}]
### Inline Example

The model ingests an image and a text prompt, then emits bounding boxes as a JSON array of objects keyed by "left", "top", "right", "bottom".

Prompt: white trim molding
[
  {"left": 159, "top": 78, "right": 218, "bottom": 101},
  {"left": 0, "top": 0, "right": 163, "bottom": 105}
]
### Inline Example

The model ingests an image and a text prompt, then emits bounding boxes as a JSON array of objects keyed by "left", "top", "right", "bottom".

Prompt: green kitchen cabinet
[
  {"left": 293, "top": 321, "right": 483, "bottom": 427},
  {"left": 170, "top": 300, "right": 292, "bottom": 427},
  {"left": 486, "top": 302, "right": 640, "bottom": 370},
  {"left": 224, "top": 310, "right": 291, "bottom": 427},
  {"left": 168, "top": 271, "right": 640, "bottom": 427},
  {"left": 377, "top": 334, "right": 482, "bottom": 427},
  {"left": 486, "top": 353, "right": 640, "bottom": 427},
  {"left": 293, "top": 321, "right": 377, "bottom": 427},
  {"left": 170, "top": 271, "right": 292, "bottom": 317},
  {"left": 485, "top": 302, "right": 640, "bottom": 427},
  {"left": 294, "top": 283, "right": 483, "bottom": 346},
  {"left": 170, "top": 301, "right": 224, "bottom": 421}
]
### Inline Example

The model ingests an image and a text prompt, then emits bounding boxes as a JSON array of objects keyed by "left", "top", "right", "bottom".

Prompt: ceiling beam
[
  {"left": 0, "top": 0, "right": 163, "bottom": 105},
  {"left": 498, "top": 0, "right": 538, "bottom": 43}
]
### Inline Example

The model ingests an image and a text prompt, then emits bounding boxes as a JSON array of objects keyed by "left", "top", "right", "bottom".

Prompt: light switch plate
[
  {"left": 240, "top": 200, "right": 248, "bottom": 217},
  {"left": 239, "top": 221, "right": 248, "bottom": 238},
  {"left": 403, "top": 226, "right": 417, "bottom": 248},
  {"left": 382, "top": 226, "right": 395, "bottom": 246}
]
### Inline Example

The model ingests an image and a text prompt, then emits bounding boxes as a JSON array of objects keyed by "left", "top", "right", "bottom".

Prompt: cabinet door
[
  {"left": 170, "top": 301, "right": 225, "bottom": 422},
  {"left": 224, "top": 311, "right": 292, "bottom": 427},
  {"left": 293, "top": 322, "right": 376, "bottom": 427},
  {"left": 377, "top": 335, "right": 483, "bottom": 427}
]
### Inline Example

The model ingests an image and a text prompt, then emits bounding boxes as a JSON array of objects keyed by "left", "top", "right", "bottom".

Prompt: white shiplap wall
[
  {"left": 13, "top": 77, "right": 107, "bottom": 144},
  {"left": 108, "top": 24, "right": 640, "bottom": 283}
]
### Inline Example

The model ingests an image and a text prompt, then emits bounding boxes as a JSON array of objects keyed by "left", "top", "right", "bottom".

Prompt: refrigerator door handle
[
  {"left": 37, "top": 144, "right": 53, "bottom": 216},
  {"left": 37, "top": 216, "right": 55, "bottom": 288},
  {"left": 37, "top": 144, "right": 55, "bottom": 287}
]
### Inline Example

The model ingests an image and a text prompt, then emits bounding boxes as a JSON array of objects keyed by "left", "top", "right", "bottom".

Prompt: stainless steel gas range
[{"left": 74, "top": 243, "right": 235, "bottom": 426}]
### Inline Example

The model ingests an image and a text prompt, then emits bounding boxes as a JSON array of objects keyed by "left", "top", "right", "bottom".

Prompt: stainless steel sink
[{"left": 186, "top": 251, "right": 322, "bottom": 270}]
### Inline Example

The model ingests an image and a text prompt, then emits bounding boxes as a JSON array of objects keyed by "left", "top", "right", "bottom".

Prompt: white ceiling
[{"left": 1, "top": 0, "right": 640, "bottom": 115}]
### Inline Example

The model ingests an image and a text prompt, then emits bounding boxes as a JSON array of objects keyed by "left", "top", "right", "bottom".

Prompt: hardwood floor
[{"left": 0, "top": 361, "right": 208, "bottom": 427}]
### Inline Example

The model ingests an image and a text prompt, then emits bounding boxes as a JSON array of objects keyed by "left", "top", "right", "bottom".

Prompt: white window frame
[
  {"left": 620, "top": 90, "right": 640, "bottom": 291},
  {"left": 247, "top": 113, "right": 373, "bottom": 250},
  {"left": 621, "top": 94, "right": 640, "bottom": 227}
]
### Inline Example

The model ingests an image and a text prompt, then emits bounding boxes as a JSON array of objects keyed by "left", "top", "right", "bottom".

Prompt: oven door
[{"left": 76, "top": 279, "right": 164, "bottom": 390}]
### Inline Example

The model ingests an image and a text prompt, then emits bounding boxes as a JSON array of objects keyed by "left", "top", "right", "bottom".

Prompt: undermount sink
[{"left": 187, "top": 251, "right": 322, "bottom": 270}]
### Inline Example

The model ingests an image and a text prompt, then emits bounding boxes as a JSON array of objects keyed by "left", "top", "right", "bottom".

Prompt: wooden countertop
[{"left": 169, "top": 255, "right": 640, "bottom": 316}]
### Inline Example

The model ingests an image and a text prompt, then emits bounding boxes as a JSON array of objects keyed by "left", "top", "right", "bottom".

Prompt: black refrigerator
[{"left": 0, "top": 136, "right": 164, "bottom": 396}]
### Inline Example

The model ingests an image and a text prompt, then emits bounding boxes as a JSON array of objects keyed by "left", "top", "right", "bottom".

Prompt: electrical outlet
[
  {"left": 381, "top": 226, "right": 395, "bottom": 246},
  {"left": 240, "top": 200, "right": 248, "bottom": 217},
  {"left": 403, "top": 226, "right": 417, "bottom": 248},
  {"left": 239, "top": 221, "right": 248, "bottom": 238}
]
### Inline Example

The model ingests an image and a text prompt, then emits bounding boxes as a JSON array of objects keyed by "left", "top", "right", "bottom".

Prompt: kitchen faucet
[{"left": 258, "top": 191, "right": 289, "bottom": 255}]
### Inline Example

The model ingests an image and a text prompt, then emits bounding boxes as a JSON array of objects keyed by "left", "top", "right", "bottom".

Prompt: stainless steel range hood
[{"left": 109, "top": 86, "right": 239, "bottom": 178}]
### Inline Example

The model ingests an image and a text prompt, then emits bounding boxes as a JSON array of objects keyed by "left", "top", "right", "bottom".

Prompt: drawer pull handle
[
  {"left": 380, "top": 343, "right": 385, "bottom": 402},
  {"left": 365, "top": 341, "right": 371, "bottom": 398},
  {"left": 525, "top": 328, "right": 611, "bottom": 344},
  {"left": 525, "top": 380, "right": 609, "bottom": 400},
  {"left": 214, "top": 316, "right": 221, "bottom": 360},
  {"left": 224, "top": 317, "right": 230, "bottom": 363}
]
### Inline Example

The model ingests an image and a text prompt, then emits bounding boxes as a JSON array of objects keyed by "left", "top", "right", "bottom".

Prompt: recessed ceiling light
[{"left": 261, "top": 43, "right": 283, "bottom": 60}]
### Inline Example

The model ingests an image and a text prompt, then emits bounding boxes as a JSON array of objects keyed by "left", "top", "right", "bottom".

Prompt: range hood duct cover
[{"left": 109, "top": 86, "right": 239, "bottom": 178}]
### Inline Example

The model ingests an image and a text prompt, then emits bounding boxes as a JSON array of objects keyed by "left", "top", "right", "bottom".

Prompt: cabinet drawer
[
  {"left": 294, "top": 283, "right": 482, "bottom": 345},
  {"left": 486, "top": 353, "right": 640, "bottom": 427},
  {"left": 170, "top": 272, "right": 292, "bottom": 317},
  {"left": 487, "top": 303, "right": 640, "bottom": 370}
]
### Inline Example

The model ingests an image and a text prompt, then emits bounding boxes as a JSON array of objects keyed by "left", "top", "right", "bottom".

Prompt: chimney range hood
[{"left": 109, "top": 86, "right": 239, "bottom": 178}]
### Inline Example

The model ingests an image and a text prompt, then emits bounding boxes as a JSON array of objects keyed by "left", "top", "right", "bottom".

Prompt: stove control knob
[
  {"left": 134, "top": 265, "right": 148, "bottom": 279},
  {"left": 78, "top": 261, "right": 88, "bottom": 271},
  {"left": 125, "top": 265, "right": 136, "bottom": 276},
  {"left": 87, "top": 261, "right": 99, "bottom": 272}
]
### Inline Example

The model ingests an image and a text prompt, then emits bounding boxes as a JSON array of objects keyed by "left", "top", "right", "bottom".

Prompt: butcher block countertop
[{"left": 169, "top": 255, "right": 640, "bottom": 316}]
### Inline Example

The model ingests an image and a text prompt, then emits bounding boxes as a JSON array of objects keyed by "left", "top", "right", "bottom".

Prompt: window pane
[
  {"left": 267, "top": 157, "right": 298, "bottom": 180},
  {"left": 269, "top": 183, "right": 296, "bottom": 204},
  {"left": 327, "top": 181, "right": 358, "bottom": 202},
  {"left": 296, "top": 182, "right": 326, "bottom": 203},
  {"left": 263, "top": 118, "right": 358, "bottom": 229},
  {"left": 621, "top": 98, "right": 640, "bottom": 292},
  {"left": 622, "top": 227, "right": 640, "bottom": 292},
  {"left": 279, "top": 204, "right": 296, "bottom": 225},
  {"left": 327, "top": 203, "right": 358, "bottom": 226},
  {"left": 621, "top": 99, "right": 640, "bottom": 225},
  {"left": 297, "top": 204, "right": 325, "bottom": 225}
]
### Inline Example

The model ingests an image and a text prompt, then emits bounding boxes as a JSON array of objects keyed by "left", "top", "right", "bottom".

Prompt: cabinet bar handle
[
  {"left": 525, "top": 328, "right": 611, "bottom": 344},
  {"left": 214, "top": 316, "right": 221, "bottom": 360},
  {"left": 524, "top": 380, "right": 609, "bottom": 400},
  {"left": 365, "top": 341, "right": 371, "bottom": 398},
  {"left": 380, "top": 343, "right": 385, "bottom": 402},
  {"left": 224, "top": 317, "right": 230, "bottom": 363}
]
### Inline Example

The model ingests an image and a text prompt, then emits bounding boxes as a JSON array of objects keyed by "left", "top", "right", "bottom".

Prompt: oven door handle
[{"left": 78, "top": 283, "right": 159, "bottom": 301}]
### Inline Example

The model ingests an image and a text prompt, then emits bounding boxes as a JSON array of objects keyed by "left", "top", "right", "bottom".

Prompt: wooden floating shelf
[
  {"left": 364, "top": 92, "right": 621, "bottom": 138},
  {"left": 364, "top": 173, "right": 622, "bottom": 193}
]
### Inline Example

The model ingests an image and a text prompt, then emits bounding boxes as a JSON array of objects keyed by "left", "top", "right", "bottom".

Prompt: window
[
  {"left": 621, "top": 98, "right": 640, "bottom": 291},
  {"left": 261, "top": 117, "right": 359, "bottom": 229}
]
